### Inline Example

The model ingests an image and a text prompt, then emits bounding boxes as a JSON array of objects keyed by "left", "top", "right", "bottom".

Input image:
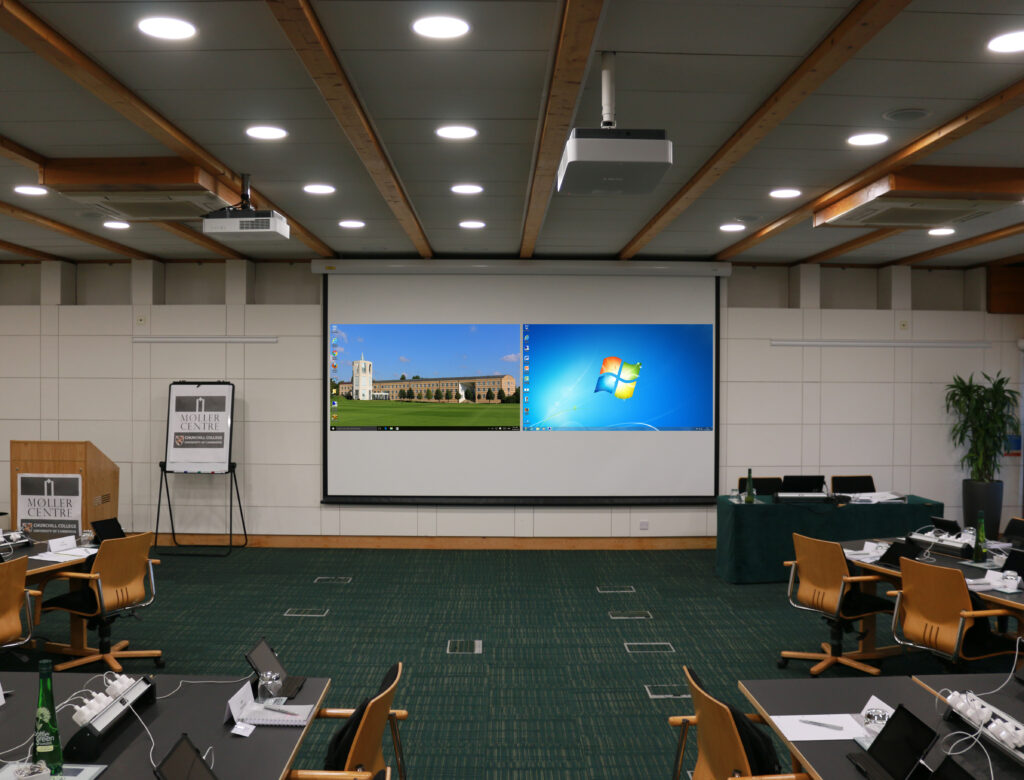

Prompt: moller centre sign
[
  {"left": 17, "top": 474, "right": 82, "bottom": 536},
  {"left": 165, "top": 385, "right": 233, "bottom": 473}
]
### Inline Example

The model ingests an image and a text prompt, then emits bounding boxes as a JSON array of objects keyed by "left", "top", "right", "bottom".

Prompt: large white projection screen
[{"left": 323, "top": 267, "right": 719, "bottom": 503}]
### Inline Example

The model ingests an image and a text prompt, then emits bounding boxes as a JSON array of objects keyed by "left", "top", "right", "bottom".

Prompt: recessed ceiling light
[
  {"left": 436, "top": 125, "right": 477, "bottom": 140},
  {"left": 988, "top": 30, "right": 1024, "bottom": 53},
  {"left": 928, "top": 227, "right": 956, "bottom": 236},
  {"left": 719, "top": 223, "right": 745, "bottom": 232},
  {"left": 246, "top": 125, "right": 287, "bottom": 140},
  {"left": 103, "top": 220, "right": 130, "bottom": 230},
  {"left": 303, "top": 184, "right": 335, "bottom": 195},
  {"left": 847, "top": 132, "right": 888, "bottom": 147},
  {"left": 413, "top": 16, "right": 469, "bottom": 39},
  {"left": 882, "top": 107, "right": 930, "bottom": 123},
  {"left": 451, "top": 184, "right": 483, "bottom": 195},
  {"left": 459, "top": 220, "right": 485, "bottom": 229},
  {"left": 769, "top": 188, "right": 801, "bottom": 199},
  {"left": 138, "top": 17, "right": 196, "bottom": 40},
  {"left": 339, "top": 220, "right": 365, "bottom": 229},
  {"left": 14, "top": 185, "right": 47, "bottom": 196}
]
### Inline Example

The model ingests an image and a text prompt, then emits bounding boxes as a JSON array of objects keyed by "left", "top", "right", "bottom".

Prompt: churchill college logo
[{"left": 594, "top": 356, "right": 641, "bottom": 399}]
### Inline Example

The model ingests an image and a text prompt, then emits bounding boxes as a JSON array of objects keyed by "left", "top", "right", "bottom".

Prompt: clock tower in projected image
[{"left": 352, "top": 355, "right": 372, "bottom": 400}]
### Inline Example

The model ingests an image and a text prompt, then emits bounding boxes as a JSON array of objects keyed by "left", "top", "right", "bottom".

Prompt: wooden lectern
[{"left": 9, "top": 441, "right": 119, "bottom": 531}]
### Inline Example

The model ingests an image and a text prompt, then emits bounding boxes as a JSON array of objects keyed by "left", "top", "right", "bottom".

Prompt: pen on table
[
  {"left": 799, "top": 719, "right": 843, "bottom": 731},
  {"left": 263, "top": 704, "right": 299, "bottom": 716}
]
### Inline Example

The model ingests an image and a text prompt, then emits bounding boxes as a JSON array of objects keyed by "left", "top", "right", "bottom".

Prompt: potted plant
[{"left": 945, "top": 371, "right": 1020, "bottom": 539}]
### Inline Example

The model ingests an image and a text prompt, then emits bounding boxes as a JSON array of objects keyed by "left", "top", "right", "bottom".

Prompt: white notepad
[{"left": 226, "top": 682, "right": 313, "bottom": 727}]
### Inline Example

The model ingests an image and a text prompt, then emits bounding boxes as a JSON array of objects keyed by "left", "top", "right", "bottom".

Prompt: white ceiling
[{"left": 0, "top": 0, "right": 1022, "bottom": 266}]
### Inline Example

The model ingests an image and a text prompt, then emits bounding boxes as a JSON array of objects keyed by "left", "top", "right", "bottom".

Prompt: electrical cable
[
  {"left": 156, "top": 673, "right": 254, "bottom": 701},
  {"left": 128, "top": 703, "right": 158, "bottom": 768}
]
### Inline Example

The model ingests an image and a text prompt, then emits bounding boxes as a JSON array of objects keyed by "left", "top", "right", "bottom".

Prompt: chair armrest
[
  {"left": 316, "top": 708, "right": 408, "bottom": 721},
  {"left": 842, "top": 575, "right": 884, "bottom": 583},
  {"left": 149, "top": 559, "right": 161, "bottom": 566},
  {"left": 783, "top": 560, "right": 795, "bottom": 568},
  {"left": 287, "top": 771, "right": 375, "bottom": 779},
  {"left": 49, "top": 571, "right": 100, "bottom": 581},
  {"left": 961, "top": 608, "right": 1013, "bottom": 618},
  {"left": 25, "top": 589, "right": 41, "bottom": 598},
  {"left": 668, "top": 715, "right": 696, "bottom": 727},
  {"left": 741, "top": 774, "right": 810, "bottom": 780},
  {"left": 886, "top": 590, "right": 900, "bottom": 597}
]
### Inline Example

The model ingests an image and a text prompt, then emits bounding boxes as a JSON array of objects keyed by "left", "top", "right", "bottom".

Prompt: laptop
[
  {"left": 91, "top": 517, "right": 126, "bottom": 543},
  {"left": 245, "top": 638, "right": 306, "bottom": 700},
  {"left": 929, "top": 755, "right": 974, "bottom": 780},
  {"left": 781, "top": 474, "right": 826, "bottom": 493},
  {"left": 1003, "top": 518, "right": 1024, "bottom": 547},
  {"left": 875, "top": 539, "right": 921, "bottom": 570},
  {"left": 847, "top": 704, "right": 936, "bottom": 779},
  {"left": 929, "top": 516, "right": 962, "bottom": 536},
  {"left": 154, "top": 733, "right": 218, "bottom": 779}
]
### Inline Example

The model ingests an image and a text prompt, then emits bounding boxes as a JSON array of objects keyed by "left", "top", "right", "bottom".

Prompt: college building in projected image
[{"left": 333, "top": 355, "right": 516, "bottom": 403}]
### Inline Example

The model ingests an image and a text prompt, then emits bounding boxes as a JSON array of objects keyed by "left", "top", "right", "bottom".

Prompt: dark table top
[
  {"left": 0, "top": 671, "right": 329, "bottom": 779},
  {"left": 739, "top": 675, "right": 1015, "bottom": 780}
]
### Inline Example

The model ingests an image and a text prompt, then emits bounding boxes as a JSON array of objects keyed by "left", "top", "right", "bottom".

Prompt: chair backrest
[
  {"left": 683, "top": 666, "right": 751, "bottom": 780},
  {"left": 832, "top": 475, "right": 876, "bottom": 493},
  {"left": 737, "top": 477, "right": 783, "bottom": 496},
  {"left": 346, "top": 662, "right": 402, "bottom": 774},
  {"left": 90, "top": 532, "right": 154, "bottom": 612},
  {"left": 0, "top": 556, "right": 28, "bottom": 644},
  {"left": 898, "top": 558, "right": 973, "bottom": 656},
  {"left": 1003, "top": 517, "right": 1024, "bottom": 544},
  {"left": 791, "top": 533, "right": 846, "bottom": 616}
]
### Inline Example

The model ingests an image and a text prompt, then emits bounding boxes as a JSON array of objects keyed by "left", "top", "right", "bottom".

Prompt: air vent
[
  {"left": 814, "top": 166, "right": 1024, "bottom": 229},
  {"left": 66, "top": 191, "right": 231, "bottom": 221},
  {"left": 239, "top": 218, "right": 271, "bottom": 231}
]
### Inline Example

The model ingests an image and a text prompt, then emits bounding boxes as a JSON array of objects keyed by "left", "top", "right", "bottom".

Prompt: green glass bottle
[
  {"left": 32, "top": 659, "right": 62, "bottom": 775},
  {"left": 973, "top": 510, "right": 987, "bottom": 564},
  {"left": 744, "top": 468, "right": 755, "bottom": 504}
]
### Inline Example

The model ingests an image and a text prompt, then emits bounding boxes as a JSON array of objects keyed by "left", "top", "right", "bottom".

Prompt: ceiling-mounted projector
[
  {"left": 202, "top": 207, "right": 290, "bottom": 240},
  {"left": 556, "top": 52, "right": 672, "bottom": 195},
  {"left": 200, "top": 172, "right": 289, "bottom": 239},
  {"left": 557, "top": 128, "right": 673, "bottom": 195}
]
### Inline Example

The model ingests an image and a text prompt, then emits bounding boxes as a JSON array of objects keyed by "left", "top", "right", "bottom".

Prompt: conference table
[
  {"left": 0, "top": 671, "right": 330, "bottom": 778},
  {"left": 739, "top": 674, "right": 1020, "bottom": 779},
  {"left": 716, "top": 494, "right": 944, "bottom": 584}
]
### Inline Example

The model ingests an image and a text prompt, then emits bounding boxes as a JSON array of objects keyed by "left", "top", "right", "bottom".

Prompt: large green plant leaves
[{"left": 945, "top": 372, "right": 1021, "bottom": 482}]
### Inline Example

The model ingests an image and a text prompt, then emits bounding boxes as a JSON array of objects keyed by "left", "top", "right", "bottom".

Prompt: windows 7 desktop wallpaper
[{"left": 522, "top": 324, "right": 714, "bottom": 431}]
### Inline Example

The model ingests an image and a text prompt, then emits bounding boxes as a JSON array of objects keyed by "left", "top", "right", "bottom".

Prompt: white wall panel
[
  {"left": 820, "top": 382, "right": 894, "bottom": 424},
  {"left": 725, "top": 382, "right": 802, "bottom": 424},
  {"left": 149, "top": 305, "right": 226, "bottom": 336},
  {"left": 0, "top": 378, "right": 41, "bottom": 419},
  {"left": 910, "top": 424, "right": 960, "bottom": 467},
  {"left": 436, "top": 507, "right": 515, "bottom": 537},
  {"left": 58, "top": 336, "right": 132, "bottom": 377},
  {"left": 149, "top": 343, "right": 227, "bottom": 379},
  {"left": 340, "top": 506, "right": 418, "bottom": 536},
  {"left": 727, "top": 308, "right": 802, "bottom": 339},
  {"left": 58, "top": 305, "right": 131, "bottom": 335},
  {"left": 820, "top": 424, "right": 893, "bottom": 466},
  {"left": 244, "top": 379, "right": 320, "bottom": 421},
  {"left": 0, "top": 307, "right": 40, "bottom": 334},
  {"left": 0, "top": 336, "right": 41, "bottom": 377},
  {"left": 247, "top": 506, "right": 320, "bottom": 535},
  {"left": 58, "top": 378, "right": 132, "bottom": 421},
  {"left": 630, "top": 506, "right": 709, "bottom": 536},
  {"left": 727, "top": 340, "right": 802, "bottom": 382},
  {"left": 533, "top": 507, "right": 612, "bottom": 537},
  {"left": 820, "top": 309, "right": 893, "bottom": 340},
  {"left": 56, "top": 420, "right": 132, "bottom": 462},
  {"left": 244, "top": 422, "right": 319, "bottom": 465},
  {"left": 911, "top": 347, "right": 985, "bottom": 383},
  {"left": 244, "top": 305, "right": 320, "bottom": 336},
  {"left": 820, "top": 347, "right": 894, "bottom": 383},
  {"left": 243, "top": 464, "right": 320, "bottom": 507},
  {"left": 725, "top": 424, "right": 802, "bottom": 466},
  {"left": 244, "top": 337, "right": 320, "bottom": 379}
]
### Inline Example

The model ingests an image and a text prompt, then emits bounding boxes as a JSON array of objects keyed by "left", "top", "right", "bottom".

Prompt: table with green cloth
[{"left": 715, "top": 494, "right": 944, "bottom": 584}]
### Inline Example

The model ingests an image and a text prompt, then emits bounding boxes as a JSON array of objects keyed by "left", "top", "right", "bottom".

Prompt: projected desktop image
[
  {"left": 328, "top": 323, "right": 521, "bottom": 430},
  {"left": 521, "top": 323, "right": 713, "bottom": 431}
]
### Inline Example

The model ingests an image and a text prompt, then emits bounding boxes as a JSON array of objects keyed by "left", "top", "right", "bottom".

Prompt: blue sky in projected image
[{"left": 328, "top": 324, "right": 521, "bottom": 381}]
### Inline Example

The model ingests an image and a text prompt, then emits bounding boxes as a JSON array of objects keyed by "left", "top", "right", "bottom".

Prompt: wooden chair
[
  {"left": 779, "top": 533, "right": 897, "bottom": 675},
  {"left": 0, "top": 556, "right": 41, "bottom": 654},
  {"left": 289, "top": 663, "right": 407, "bottom": 780},
  {"left": 38, "top": 531, "right": 163, "bottom": 672},
  {"left": 890, "top": 557, "right": 1018, "bottom": 665},
  {"left": 831, "top": 475, "right": 875, "bottom": 493},
  {"left": 670, "top": 666, "right": 809, "bottom": 780}
]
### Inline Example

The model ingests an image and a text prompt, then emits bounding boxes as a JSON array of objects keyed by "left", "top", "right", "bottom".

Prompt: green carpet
[{"left": 4, "top": 547, "right": 1003, "bottom": 778}]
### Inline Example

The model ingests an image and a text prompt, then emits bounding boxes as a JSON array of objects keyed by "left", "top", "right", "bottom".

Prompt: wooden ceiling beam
[
  {"left": 975, "top": 251, "right": 1024, "bottom": 269},
  {"left": 886, "top": 221, "right": 1024, "bottom": 266},
  {"left": 0, "top": 238, "right": 67, "bottom": 262},
  {"left": 0, "top": 199, "right": 159, "bottom": 260},
  {"left": 0, "top": 0, "right": 334, "bottom": 259},
  {"left": 266, "top": 0, "right": 432, "bottom": 258},
  {"left": 618, "top": 0, "right": 910, "bottom": 259},
  {"left": 795, "top": 228, "right": 905, "bottom": 265},
  {"left": 718, "top": 75, "right": 1024, "bottom": 261},
  {"left": 520, "top": 0, "right": 605, "bottom": 258},
  {"left": 0, "top": 133, "right": 46, "bottom": 169},
  {"left": 153, "top": 222, "right": 249, "bottom": 260}
]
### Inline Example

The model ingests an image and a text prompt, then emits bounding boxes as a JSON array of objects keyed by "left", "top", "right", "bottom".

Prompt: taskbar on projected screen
[
  {"left": 522, "top": 426, "right": 713, "bottom": 431},
  {"left": 330, "top": 425, "right": 521, "bottom": 431}
]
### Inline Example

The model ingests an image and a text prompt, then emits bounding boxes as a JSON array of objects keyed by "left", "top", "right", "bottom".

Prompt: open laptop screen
[
  {"left": 246, "top": 637, "right": 287, "bottom": 679},
  {"left": 154, "top": 733, "right": 218, "bottom": 780},
  {"left": 868, "top": 704, "right": 935, "bottom": 779}
]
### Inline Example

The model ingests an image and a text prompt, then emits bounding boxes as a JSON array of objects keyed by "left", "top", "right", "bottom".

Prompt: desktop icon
[
  {"left": 331, "top": 325, "right": 338, "bottom": 332},
  {"left": 331, "top": 400, "right": 338, "bottom": 407},
  {"left": 594, "top": 356, "right": 641, "bottom": 400},
  {"left": 331, "top": 362, "right": 337, "bottom": 371},
  {"left": 331, "top": 337, "right": 338, "bottom": 346}
]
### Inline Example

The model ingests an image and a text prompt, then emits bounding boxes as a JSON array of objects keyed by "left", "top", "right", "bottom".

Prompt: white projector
[
  {"left": 202, "top": 209, "right": 290, "bottom": 240},
  {"left": 557, "top": 128, "right": 672, "bottom": 195}
]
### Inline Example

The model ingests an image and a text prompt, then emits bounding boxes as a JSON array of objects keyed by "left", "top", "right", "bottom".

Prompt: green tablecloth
[{"left": 715, "top": 495, "right": 944, "bottom": 584}]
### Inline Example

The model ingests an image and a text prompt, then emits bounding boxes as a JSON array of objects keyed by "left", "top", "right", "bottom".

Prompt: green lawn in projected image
[{"left": 330, "top": 397, "right": 520, "bottom": 428}]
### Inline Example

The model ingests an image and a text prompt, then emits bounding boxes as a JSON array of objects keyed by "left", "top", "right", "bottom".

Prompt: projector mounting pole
[
  {"left": 239, "top": 173, "right": 252, "bottom": 210},
  {"left": 601, "top": 51, "right": 616, "bottom": 129}
]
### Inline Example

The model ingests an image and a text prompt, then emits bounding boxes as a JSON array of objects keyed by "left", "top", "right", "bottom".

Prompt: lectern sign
[
  {"left": 17, "top": 473, "right": 82, "bottom": 536},
  {"left": 164, "top": 382, "right": 234, "bottom": 473}
]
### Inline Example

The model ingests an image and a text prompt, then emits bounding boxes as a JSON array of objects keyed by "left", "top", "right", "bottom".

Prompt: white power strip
[
  {"left": 947, "top": 691, "right": 1024, "bottom": 766},
  {"left": 72, "top": 675, "right": 152, "bottom": 734}
]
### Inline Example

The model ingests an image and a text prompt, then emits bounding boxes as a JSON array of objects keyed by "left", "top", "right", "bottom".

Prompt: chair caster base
[
  {"left": 777, "top": 657, "right": 789, "bottom": 669},
  {"left": 154, "top": 657, "right": 166, "bottom": 668}
]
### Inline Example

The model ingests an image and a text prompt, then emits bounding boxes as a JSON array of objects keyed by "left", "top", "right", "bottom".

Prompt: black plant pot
[{"left": 962, "top": 479, "right": 1003, "bottom": 539}]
